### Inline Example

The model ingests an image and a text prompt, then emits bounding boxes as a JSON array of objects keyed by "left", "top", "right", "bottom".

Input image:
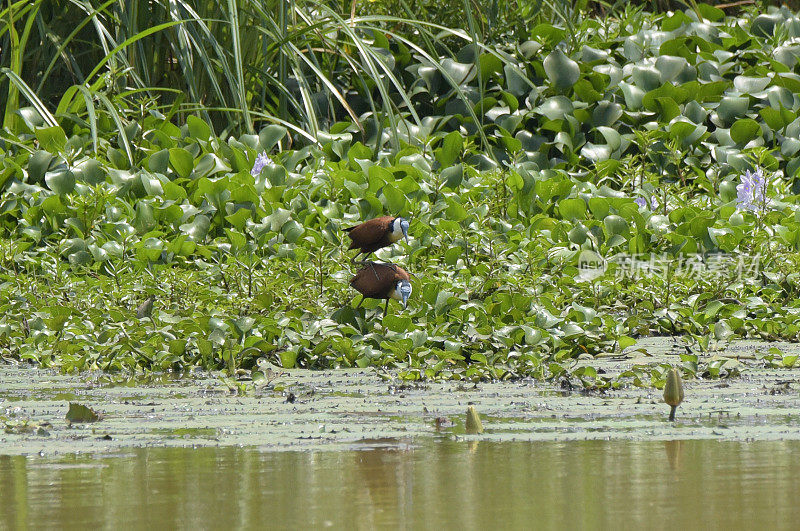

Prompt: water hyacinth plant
[
  {"left": 5, "top": 2, "right": 800, "bottom": 386},
  {"left": 736, "top": 169, "right": 767, "bottom": 212}
]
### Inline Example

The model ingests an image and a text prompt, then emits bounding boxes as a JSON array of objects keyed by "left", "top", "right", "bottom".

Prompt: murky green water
[{"left": 2, "top": 439, "right": 799, "bottom": 529}]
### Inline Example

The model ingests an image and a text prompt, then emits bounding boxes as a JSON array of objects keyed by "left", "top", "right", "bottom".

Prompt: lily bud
[
  {"left": 466, "top": 405, "right": 484, "bottom": 434},
  {"left": 663, "top": 368, "right": 684, "bottom": 421}
]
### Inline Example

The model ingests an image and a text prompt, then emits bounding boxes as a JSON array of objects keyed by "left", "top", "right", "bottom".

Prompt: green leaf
[
  {"left": 148, "top": 149, "right": 170, "bottom": 174},
  {"left": 187, "top": 115, "right": 212, "bottom": 141},
  {"left": 696, "top": 3, "right": 725, "bottom": 21},
  {"left": 36, "top": 126, "right": 68, "bottom": 153},
  {"left": 45, "top": 305, "right": 73, "bottom": 331},
  {"left": 225, "top": 208, "right": 252, "bottom": 231},
  {"left": 558, "top": 198, "right": 587, "bottom": 220},
  {"left": 592, "top": 101, "right": 623, "bottom": 127},
  {"left": 281, "top": 220, "right": 305, "bottom": 243},
  {"left": 74, "top": 159, "right": 105, "bottom": 184},
  {"left": 347, "top": 141, "right": 372, "bottom": 162},
  {"left": 618, "top": 336, "right": 636, "bottom": 350},
  {"left": 169, "top": 148, "right": 194, "bottom": 178},
  {"left": 382, "top": 183, "right": 406, "bottom": 213},
  {"left": 669, "top": 120, "right": 707, "bottom": 147},
  {"left": 437, "top": 131, "right": 463, "bottom": 167},
  {"left": 262, "top": 164, "right": 286, "bottom": 187},
  {"left": 604, "top": 214, "right": 629, "bottom": 236},
  {"left": 444, "top": 246, "right": 463, "bottom": 265},
  {"left": 446, "top": 200, "right": 468, "bottom": 222},
  {"left": 259, "top": 125, "right": 287, "bottom": 151},
  {"left": 180, "top": 214, "right": 211, "bottom": 241},
  {"left": 137, "top": 237, "right": 165, "bottom": 262},
  {"left": 730, "top": 118, "right": 761, "bottom": 147},
  {"left": 631, "top": 65, "right": 661, "bottom": 91},
  {"left": 45, "top": 169, "right": 75, "bottom": 195},
  {"left": 543, "top": 49, "right": 580, "bottom": 90},
  {"left": 279, "top": 349, "right": 298, "bottom": 368},
  {"left": 441, "top": 58, "right": 475, "bottom": 85},
  {"left": 28, "top": 150, "right": 53, "bottom": 183},
  {"left": 383, "top": 314, "right": 411, "bottom": 333},
  {"left": 751, "top": 14, "right": 779, "bottom": 37},
  {"left": 537, "top": 96, "right": 574, "bottom": 120},
  {"left": 716, "top": 97, "right": 749, "bottom": 125},
  {"left": 441, "top": 164, "right": 463, "bottom": 189}
]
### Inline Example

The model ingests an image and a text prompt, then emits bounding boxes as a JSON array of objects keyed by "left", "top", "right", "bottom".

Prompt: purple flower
[
  {"left": 251, "top": 151, "right": 270, "bottom": 176},
  {"left": 634, "top": 196, "right": 658, "bottom": 210},
  {"left": 736, "top": 168, "right": 766, "bottom": 211}
]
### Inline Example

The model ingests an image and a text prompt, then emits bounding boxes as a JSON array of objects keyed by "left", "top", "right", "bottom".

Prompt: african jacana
[
  {"left": 344, "top": 216, "right": 409, "bottom": 263},
  {"left": 350, "top": 262, "right": 412, "bottom": 316}
]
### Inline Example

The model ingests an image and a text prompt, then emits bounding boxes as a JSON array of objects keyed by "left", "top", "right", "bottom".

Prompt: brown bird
[
  {"left": 350, "top": 262, "right": 412, "bottom": 315},
  {"left": 343, "top": 216, "right": 409, "bottom": 263}
]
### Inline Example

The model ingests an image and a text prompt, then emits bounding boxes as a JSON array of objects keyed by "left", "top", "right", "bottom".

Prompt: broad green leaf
[
  {"left": 148, "top": 149, "right": 170, "bottom": 174},
  {"left": 543, "top": 49, "right": 579, "bottom": 90},
  {"left": 604, "top": 214, "right": 629, "bottom": 236},
  {"left": 592, "top": 101, "right": 623, "bottom": 127},
  {"left": 558, "top": 198, "right": 587, "bottom": 220},
  {"left": 169, "top": 148, "right": 194, "bottom": 178},
  {"left": 45, "top": 169, "right": 75, "bottom": 195},
  {"left": 187, "top": 115, "right": 212, "bottom": 141},
  {"left": 281, "top": 220, "right": 305, "bottom": 243},
  {"left": 716, "top": 96, "right": 749, "bottom": 124},
  {"left": 180, "top": 214, "right": 211, "bottom": 241},
  {"left": 28, "top": 150, "right": 54, "bottom": 183},
  {"left": 382, "top": 183, "right": 406, "bottom": 213},
  {"left": 730, "top": 118, "right": 761, "bottom": 146},
  {"left": 441, "top": 164, "right": 463, "bottom": 189},
  {"left": 383, "top": 314, "right": 411, "bottom": 333},
  {"left": 225, "top": 208, "right": 252, "bottom": 231},
  {"left": 446, "top": 200, "right": 468, "bottom": 222},
  {"left": 437, "top": 131, "right": 463, "bottom": 167},
  {"left": 36, "top": 126, "right": 68, "bottom": 153}
]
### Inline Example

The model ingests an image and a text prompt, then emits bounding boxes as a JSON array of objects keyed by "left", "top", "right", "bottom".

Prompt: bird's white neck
[{"left": 388, "top": 218, "right": 403, "bottom": 242}]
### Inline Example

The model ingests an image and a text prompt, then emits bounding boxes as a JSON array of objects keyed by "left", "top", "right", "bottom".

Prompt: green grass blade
[
  {"left": 83, "top": 20, "right": 183, "bottom": 84},
  {"left": 94, "top": 92, "right": 133, "bottom": 165},
  {"left": 226, "top": 0, "right": 252, "bottom": 134},
  {"left": 56, "top": 85, "right": 98, "bottom": 154},
  {"left": 3, "top": 0, "right": 42, "bottom": 130},
  {"left": 35, "top": 0, "right": 118, "bottom": 94},
  {"left": 0, "top": 67, "right": 58, "bottom": 128}
]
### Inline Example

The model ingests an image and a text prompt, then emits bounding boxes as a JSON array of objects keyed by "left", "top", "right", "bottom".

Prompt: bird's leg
[
  {"left": 356, "top": 252, "right": 379, "bottom": 279},
  {"left": 383, "top": 298, "right": 389, "bottom": 317},
  {"left": 350, "top": 252, "right": 379, "bottom": 279},
  {"left": 369, "top": 260, "right": 380, "bottom": 280}
]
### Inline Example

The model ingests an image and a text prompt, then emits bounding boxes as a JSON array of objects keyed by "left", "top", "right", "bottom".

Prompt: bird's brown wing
[
  {"left": 345, "top": 216, "right": 393, "bottom": 251},
  {"left": 350, "top": 262, "right": 398, "bottom": 299}
]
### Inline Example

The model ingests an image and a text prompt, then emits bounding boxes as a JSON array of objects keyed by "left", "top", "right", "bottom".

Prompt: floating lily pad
[{"left": 66, "top": 403, "right": 101, "bottom": 423}]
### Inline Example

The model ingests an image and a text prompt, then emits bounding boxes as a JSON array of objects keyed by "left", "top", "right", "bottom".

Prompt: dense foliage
[{"left": 3, "top": 3, "right": 800, "bottom": 386}]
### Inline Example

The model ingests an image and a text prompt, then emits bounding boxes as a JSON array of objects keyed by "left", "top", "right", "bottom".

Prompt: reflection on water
[{"left": 2, "top": 439, "right": 800, "bottom": 528}]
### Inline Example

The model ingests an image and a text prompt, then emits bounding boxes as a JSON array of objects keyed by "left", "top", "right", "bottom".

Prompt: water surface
[{"left": 2, "top": 439, "right": 798, "bottom": 529}]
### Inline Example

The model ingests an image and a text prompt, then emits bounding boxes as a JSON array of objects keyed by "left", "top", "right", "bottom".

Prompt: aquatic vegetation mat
[{"left": 3, "top": 5, "right": 800, "bottom": 383}]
